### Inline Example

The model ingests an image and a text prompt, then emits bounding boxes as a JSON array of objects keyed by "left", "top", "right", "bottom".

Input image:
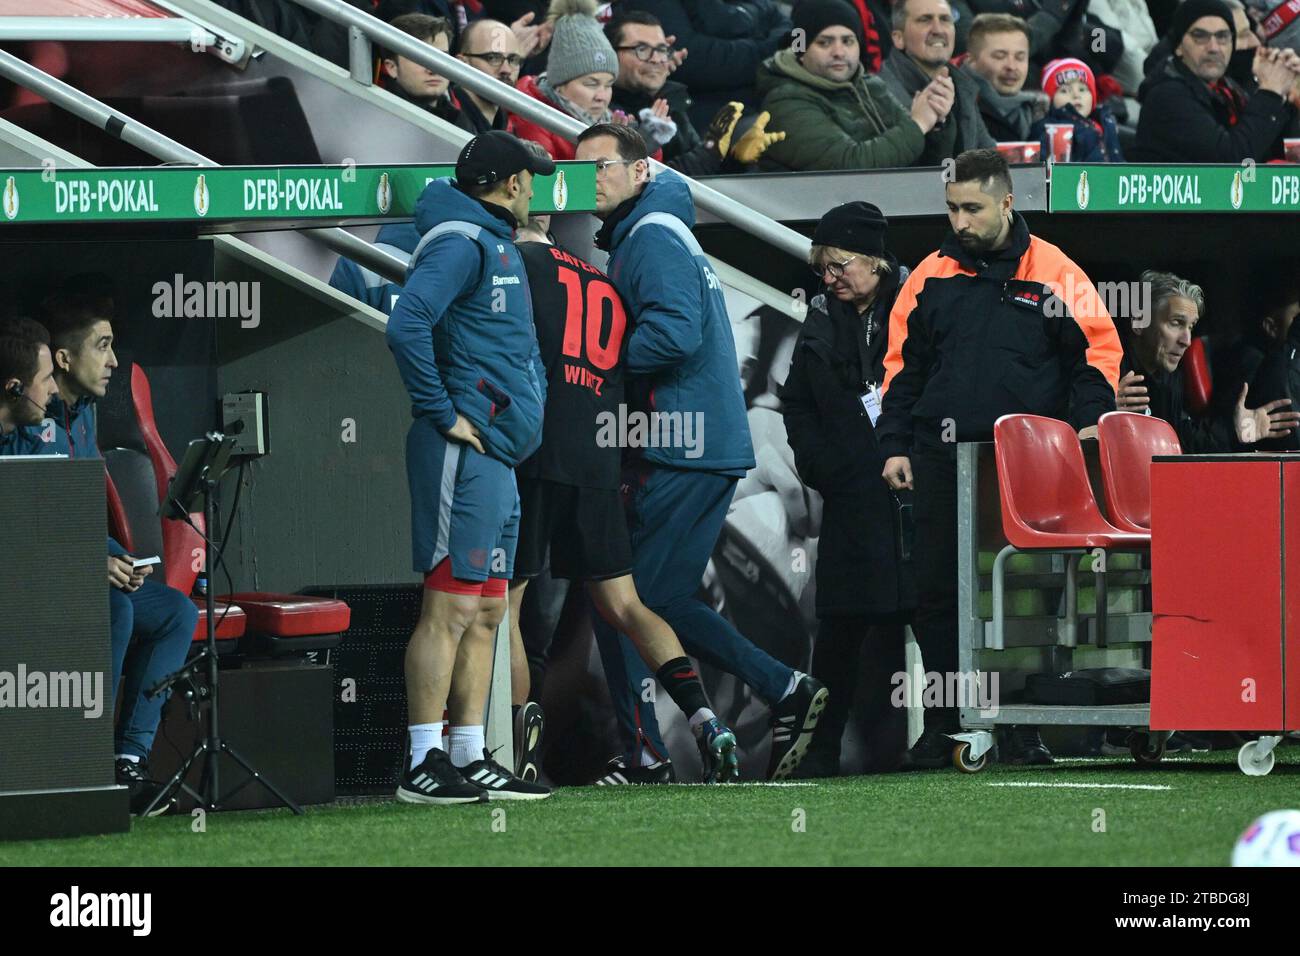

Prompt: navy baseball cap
[{"left": 455, "top": 131, "right": 556, "bottom": 188}]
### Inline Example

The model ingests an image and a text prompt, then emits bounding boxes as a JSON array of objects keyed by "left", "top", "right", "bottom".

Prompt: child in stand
[{"left": 1031, "top": 57, "right": 1125, "bottom": 162}]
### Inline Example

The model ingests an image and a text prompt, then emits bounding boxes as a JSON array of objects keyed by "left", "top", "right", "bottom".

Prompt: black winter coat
[
  {"left": 1132, "top": 57, "right": 1294, "bottom": 162},
  {"left": 621, "top": 0, "right": 791, "bottom": 129},
  {"left": 780, "top": 267, "right": 917, "bottom": 619}
]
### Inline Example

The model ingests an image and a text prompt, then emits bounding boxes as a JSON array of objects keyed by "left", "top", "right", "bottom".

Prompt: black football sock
[{"left": 655, "top": 657, "right": 714, "bottom": 729}]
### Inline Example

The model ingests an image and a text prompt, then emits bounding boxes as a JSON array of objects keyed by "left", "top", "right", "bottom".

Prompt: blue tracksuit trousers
[{"left": 591, "top": 465, "right": 793, "bottom": 762}]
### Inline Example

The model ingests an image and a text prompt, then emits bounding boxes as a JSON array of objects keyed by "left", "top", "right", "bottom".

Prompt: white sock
[
  {"left": 409, "top": 722, "right": 443, "bottom": 771},
  {"left": 116, "top": 753, "right": 141, "bottom": 764},
  {"left": 638, "top": 748, "right": 664, "bottom": 767},
  {"left": 688, "top": 708, "right": 717, "bottom": 734},
  {"left": 779, "top": 670, "right": 805, "bottom": 702},
  {"left": 449, "top": 725, "right": 485, "bottom": 768}
]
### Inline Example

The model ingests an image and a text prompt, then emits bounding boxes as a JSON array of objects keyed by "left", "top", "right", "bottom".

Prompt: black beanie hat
[
  {"left": 1167, "top": 0, "right": 1236, "bottom": 49},
  {"left": 791, "top": 0, "right": 865, "bottom": 52},
  {"left": 813, "top": 201, "right": 888, "bottom": 256}
]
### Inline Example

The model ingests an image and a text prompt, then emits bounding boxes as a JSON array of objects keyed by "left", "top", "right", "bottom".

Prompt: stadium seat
[
  {"left": 222, "top": 592, "right": 349, "bottom": 660},
  {"left": 1097, "top": 411, "right": 1183, "bottom": 534},
  {"left": 992, "top": 414, "right": 1150, "bottom": 648},
  {"left": 100, "top": 363, "right": 347, "bottom": 654},
  {"left": 1182, "top": 337, "right": 1213, "bottom": 416}
]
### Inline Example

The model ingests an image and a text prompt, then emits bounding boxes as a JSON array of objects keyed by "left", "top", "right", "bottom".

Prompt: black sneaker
[
  {"left": 790, "top": 746, "right": 840, "bottom": 779},
  {"left": 593, "top": 757, "right": 677, "bottom": 785},
  {"left": 115, "top": 758, "right": 176, "bottom": 817},
  {"left": 998, "top": 726, "right": 1054, "bottom": 765},
  {"left": 900, "top": 727, "right": 954, "bottom": 770},
  {"left": 767, "top": 673, "right": 829, "bottom": 780},
  {"left": 514, "top": 701, "right": 545, "bottom": 782},
  {"left": 396, "top": 748, "right": 488, "bottom": 805},
  {"left": 462, "top": 749, "right": 552, "bottom": 800}
]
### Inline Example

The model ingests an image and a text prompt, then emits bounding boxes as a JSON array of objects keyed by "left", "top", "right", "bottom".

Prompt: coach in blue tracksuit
[
  {"left": 328, "top": 222, "right": 422, "bottom": 316},
  {"left": 575, "top": 124, "right": 829, "bottom": 781},
  {"left": 387, "top": 132, "right": 553, "bottom": 804}
]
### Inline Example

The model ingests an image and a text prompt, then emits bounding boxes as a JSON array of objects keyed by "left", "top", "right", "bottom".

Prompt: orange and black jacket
[{"left": 878, "top": 213, "right": 1121, "bottom": 459}]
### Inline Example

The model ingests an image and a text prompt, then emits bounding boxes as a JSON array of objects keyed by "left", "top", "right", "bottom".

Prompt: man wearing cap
[
  {"left": 574, "top": 122, "right": 828, "bottom": 782},
  {"left": 756, "top": 0, "right": 948, "bottom": 171},
  {"left": 1132, "top": 0, "right": 1300, "bottom": 161},
  {"left": 386, "top": 130, "right": 553, "bottom": 805}
]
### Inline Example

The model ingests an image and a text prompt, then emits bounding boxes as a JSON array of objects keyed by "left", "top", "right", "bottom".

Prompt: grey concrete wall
[{"left": 213, "top": 251, "right": 415, "bottom": 594}]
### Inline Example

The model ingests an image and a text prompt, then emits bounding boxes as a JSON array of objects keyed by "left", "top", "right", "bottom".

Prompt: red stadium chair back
[
  {"left": 1097, "top": 411, "right": 1182, "bottom": 533},
  {"left": 993, "top": 414, "right": 1132, "bottom": 549},
  {"left": 127, "top": 363, "right": 205, "bottom": 594},
  {"left": 1182, "top": 337, "right": 1213, "bottom": 416}
]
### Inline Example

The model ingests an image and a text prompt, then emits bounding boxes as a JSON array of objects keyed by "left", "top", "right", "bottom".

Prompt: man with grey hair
[{"left": 1116, "top": 269, "right": 1300, "bottom": 449}]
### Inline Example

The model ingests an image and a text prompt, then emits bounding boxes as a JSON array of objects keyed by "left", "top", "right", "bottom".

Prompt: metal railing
[
  {"left": 283, "top": 0, "right": 813, "bottom": 263},
  {"left": 0, "top": 49, "right": 409, "bottom": 286}
]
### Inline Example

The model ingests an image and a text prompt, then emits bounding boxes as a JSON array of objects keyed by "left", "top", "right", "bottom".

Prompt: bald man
[{"left": 455, "top": 19, "right": 524, "bottom": 134}]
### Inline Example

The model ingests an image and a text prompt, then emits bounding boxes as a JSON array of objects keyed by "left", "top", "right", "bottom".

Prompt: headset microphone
[{"left": 5, "top": 380, "right": 47, "bottom": 416}]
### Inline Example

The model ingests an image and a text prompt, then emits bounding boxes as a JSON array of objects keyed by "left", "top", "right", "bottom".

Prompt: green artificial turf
[{"left": 4, "top": 751, "right": 1297, "bottom": 866}]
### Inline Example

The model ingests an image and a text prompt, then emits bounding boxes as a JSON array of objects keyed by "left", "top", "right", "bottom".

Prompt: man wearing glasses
[
  {"left": 606, "top": 9, "right": 785, "bottom": 173},
  {"left": 1133, "top": 0, "right": 1300, "bottom": 161},
  {"left": 454, "top": 18, "right": 525, "bottom": 134}
]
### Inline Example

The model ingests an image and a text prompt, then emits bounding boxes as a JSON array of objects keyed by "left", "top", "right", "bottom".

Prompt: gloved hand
[
  {"left": 638, "top": 106, "right": 679, "bottom": 146},
  {"left": 704, "top": 101, "right": 745, "bottom": 158},
  {"left": 729, "top": 111, "right": 786, "bottom": 164}
]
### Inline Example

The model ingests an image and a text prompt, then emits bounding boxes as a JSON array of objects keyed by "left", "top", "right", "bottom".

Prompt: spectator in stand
[
  {"left": 606, "top": 9, "right": 785, "bottom": 173},
  {"left": 1247, "top": 0, "right": 1300, "bottom": 62},
  {"left": 512, "top": 0, "right": 649, "bottom": 161},
  {"left": 1088, "top": 0, "right": 1158, "bottom": 118},
  {"left": 959, "top": 0, "right": 1123, "bottom": 78},
  {"left": 880, "top": 0, "right": 997, "bottom": 159},
  {"left": 796, "top": 0, "right": 895, "bottom": 73},
  {"left": 379, "top": 15, "right": 470, "bottom": 127},
  {"left": 756, "top": 0, "right": 950, "bottom": 171},
  {"left": 479, "top": 1, "right": 558, "bottom": 75},
  {"left": 1132, "top": 0, "right": 1300, "bottom": 162},
  {"left": 960, "top": 13, "right": 1047, "bottom": 140},
  {"left": 454, "top": 17, "right": 525, "bottom": 133},
  {"left": 1030, "top": 57, "right": 1124, "bottom": 159},
  {"left": 1116, "top": 271, "right": 1299, "bottom": 450},
  {"left": 1143, "top": 0, "right": 1262, "bottom": 89},
  {"left": 620, "top": 0, "right": 792, "bottom": 128}
]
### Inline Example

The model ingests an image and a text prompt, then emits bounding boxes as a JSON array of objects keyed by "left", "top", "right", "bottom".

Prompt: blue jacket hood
[
  {"left": 414, "top": 178, "right": 516, "bottom": 242},
  {"left": 611, "top": 173, "right": 696, "bottom": 250},
  {"left": 375, "top": 221, "right": 422, "bottom": 253}
]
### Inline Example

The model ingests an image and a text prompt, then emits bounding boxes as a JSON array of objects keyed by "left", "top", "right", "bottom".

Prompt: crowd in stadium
[
  {"left": 220, "top": 0, "right": 1300, "bottom": 166},
  {"left": 5, "top": 0, "right": 1300, "bottom": 814}
]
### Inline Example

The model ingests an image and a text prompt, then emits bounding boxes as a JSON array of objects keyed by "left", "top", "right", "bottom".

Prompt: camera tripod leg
[{"left": 218, "top": 741, "right": 304, "bottom": 815}]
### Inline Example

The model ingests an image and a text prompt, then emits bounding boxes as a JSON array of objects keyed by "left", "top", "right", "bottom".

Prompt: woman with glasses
[
  {"left": 779, "top": 201, "right": 916, "bottom": 777},
  {"left": 512, "top": 0, "right": 664, "bottom": 161}
]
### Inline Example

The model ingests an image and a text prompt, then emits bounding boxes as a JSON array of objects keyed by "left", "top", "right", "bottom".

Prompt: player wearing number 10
[{"left": 511, "top": 192, "right": 739, "bottom": 784}]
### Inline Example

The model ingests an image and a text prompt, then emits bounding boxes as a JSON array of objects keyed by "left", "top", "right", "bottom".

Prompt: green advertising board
[
  {"left": 1050, "top": 163, "right": 1300, "bottom": 213},
  {"left": 0, "top": 162, "right": 595, "bottom": 225}
]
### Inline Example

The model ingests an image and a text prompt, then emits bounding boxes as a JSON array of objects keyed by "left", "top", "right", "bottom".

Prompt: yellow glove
[
  {"left": 704, "top": 101, "right": 745, "bottom": 158},
  {"left": 730, "top": 111, "right": 785, "bottom": 164}
]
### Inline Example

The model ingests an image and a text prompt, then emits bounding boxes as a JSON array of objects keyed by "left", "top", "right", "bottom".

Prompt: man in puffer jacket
[{"left": 757, "top": 0, "right": 947, "bottom": 170}]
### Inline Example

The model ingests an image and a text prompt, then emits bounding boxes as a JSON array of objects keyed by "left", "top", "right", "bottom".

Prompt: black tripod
[{"left": 142, "top": 435, "right": 301, "bottom": 816}]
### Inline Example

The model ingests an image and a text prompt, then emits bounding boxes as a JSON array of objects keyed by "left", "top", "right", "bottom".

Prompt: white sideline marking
[
  {"left": 987, "top": 782, "right": 1172, "bottom": 791},
  {"left": 1052, "top": 756, "right": 1193, "bottom": 764}
]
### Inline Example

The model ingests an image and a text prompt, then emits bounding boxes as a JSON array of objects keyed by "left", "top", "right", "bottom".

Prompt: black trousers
[
  {"left": 911, "top": 446, "right": 960, "bottom": 733},
  {"left": 808, "top": 614, "right": 909, "bottom": 770}
]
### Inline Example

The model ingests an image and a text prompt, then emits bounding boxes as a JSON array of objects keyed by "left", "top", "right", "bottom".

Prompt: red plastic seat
[
  {"left": 1097, "top": 411, "right": 1183, "bottom": 534},
  {"left": 194, "top": 599, "right": 247, "bottom": 652},
  {"left": 994, "top": 414, "right": 1151, "bottom": 551},
  {"left": 223, "top": 593, "right": 350, "bottom": 636},
  {"left": 1182, "top": 337, "right": 1212, "bottom": 416}
]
